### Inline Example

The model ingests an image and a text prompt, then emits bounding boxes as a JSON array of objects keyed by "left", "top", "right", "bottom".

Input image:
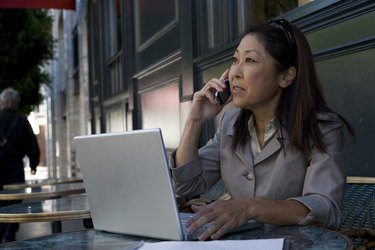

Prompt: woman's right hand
[
  {"left": 188, "top": 70, "right": 230, "bottom": 123},
  {"left": 175, "top": 69, "right": 230, "bottom": 166}
]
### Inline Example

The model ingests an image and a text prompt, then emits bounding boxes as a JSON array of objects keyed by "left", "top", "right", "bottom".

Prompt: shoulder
[
  {"left": 220, "top": 107, "right": 241, "bottom": 125},
  {"left": 10, "top": 113, "right": 32, "bottom": 131},
  {"left": 0, "top": 110, "right": 22, "bottom": 124},
  {"left": 317, "top": 112, "right": 344, "bottom": 135},
  {"left": 221, "top": 107, "right": 241, "bottom": 122},
  {"left": 219, "top": 107, "right": 241, "bottom": 136},
  {"left": 9, "top": 113, "right": 28, "bottom": 124},
  {"left": 17, "top": 114, "right": 29, "bottom": 122}
]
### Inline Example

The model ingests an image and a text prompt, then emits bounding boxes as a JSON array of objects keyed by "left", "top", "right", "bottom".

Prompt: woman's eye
[
  {"left": 245, "top": 58, "right": 255, "bottom": 63},
  {"left": 232, "top": 57, "right": 238, "bottom": 63}
]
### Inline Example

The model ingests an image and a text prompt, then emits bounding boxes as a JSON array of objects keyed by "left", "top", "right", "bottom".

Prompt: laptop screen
[{"left": 74, "top": 128, "right": 184, "bottom": 240}]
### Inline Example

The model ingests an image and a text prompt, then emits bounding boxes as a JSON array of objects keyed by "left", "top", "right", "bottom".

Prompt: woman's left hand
[{"left": 186, "top": 199, "right": 251, "bottom": 241}]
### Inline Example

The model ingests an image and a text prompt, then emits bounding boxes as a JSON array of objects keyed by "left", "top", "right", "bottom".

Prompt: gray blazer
[{"left": 170, "top": 108, "right": 346, "bottom": 229}]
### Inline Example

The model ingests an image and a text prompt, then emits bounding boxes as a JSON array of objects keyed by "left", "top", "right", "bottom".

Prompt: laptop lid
[{"left": 74, "top": 128, "right": 184, "bottom": 240}]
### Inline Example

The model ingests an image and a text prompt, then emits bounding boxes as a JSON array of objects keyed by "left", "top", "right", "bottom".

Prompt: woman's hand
[
  {"left": 186, "top": 199, "right": 251, "bottom": 241},
  {"left": 188, "top": 69, "right": 230, "bottom": 123},
  {"left": 175, "top": 69, "right": 231, "bottom": 167},
  {"left": 186, "top": 197, "right": 310, "bottom": 241}
]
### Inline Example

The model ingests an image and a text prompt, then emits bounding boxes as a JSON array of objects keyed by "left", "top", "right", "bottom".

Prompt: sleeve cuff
[
  {"left": 288, "top": 195, "right": 335, "bottom": 227},
  {"left": 169, "top": 150, "right": 203, "bottom": 182}
]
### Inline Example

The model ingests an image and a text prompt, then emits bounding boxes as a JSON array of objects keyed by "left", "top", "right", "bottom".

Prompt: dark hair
[{"left": 231, "top": 20, "right": 355, "bottom": 154}]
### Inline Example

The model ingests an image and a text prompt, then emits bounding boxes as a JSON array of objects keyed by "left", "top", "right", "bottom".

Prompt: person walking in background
[
  {"left": 170, "top": 19, "right": 355, "bottom": 241},
  {"left": 0, "top": 87, "right": 40, "bottom": 243}
]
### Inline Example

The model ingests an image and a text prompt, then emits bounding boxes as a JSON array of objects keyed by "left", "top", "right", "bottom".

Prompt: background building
[
  {"left": 47, "top": 0, "right": 90, "bottom": 178},
  {"left": 47, "top": 0, "right": 375, "bottom": 178}
]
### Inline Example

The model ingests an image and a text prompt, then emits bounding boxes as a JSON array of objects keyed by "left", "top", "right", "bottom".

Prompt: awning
[{"left": 0, "top": 0, "right": 76, "bottom": 10}]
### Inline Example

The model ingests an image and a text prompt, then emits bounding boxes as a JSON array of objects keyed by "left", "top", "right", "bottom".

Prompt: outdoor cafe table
[
  {"left": 0, "top": 195, "right": 90, "bottom": 223},
  {"left": 2, "top": 177, "right": 83, "bottom": 190},
  {"left": 0, "top": 195, "right": 90, "bottom": 233},
  {"left": 0, "top": 225, "right": 352, "bottom": 249},
  {"left": 0, "top": 182, "right": 85, "bottom": 201}
]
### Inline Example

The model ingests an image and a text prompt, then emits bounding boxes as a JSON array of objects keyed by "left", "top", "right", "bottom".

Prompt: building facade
[
  {"left": 47, "top": 0, "right": 90, "bottom": 178},
  {"left": 48, "top": 0, "right": 375, "bottom": 178}
]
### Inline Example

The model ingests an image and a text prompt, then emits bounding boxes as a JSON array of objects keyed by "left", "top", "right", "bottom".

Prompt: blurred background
[{"left": 1, "top": 0, "right": 374, "bottom": 181}]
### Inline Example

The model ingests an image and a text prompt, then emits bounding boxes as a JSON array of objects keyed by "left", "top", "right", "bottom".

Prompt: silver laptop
[{"left": 74, "top": 128, "right": 261, "bottom": 241}]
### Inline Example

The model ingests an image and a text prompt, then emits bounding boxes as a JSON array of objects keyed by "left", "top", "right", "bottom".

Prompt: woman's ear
[{"left": 279, "top": 66, "right": 296, "bottom": 88}]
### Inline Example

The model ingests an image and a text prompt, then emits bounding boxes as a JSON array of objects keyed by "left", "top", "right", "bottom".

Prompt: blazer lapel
[
  {"left": 235, "top": 142, "right": 254, "bottom": 168},
  {"left": 253, "top": 125, "right": 289, "bottom": 166},
  {"left": 227, "top": 115, "right": 254, "bottom": 168},
  {"left": 226, "top": 112, "right": 287, "bottom": 168},
  {"left": 253, "top": 136, "right": 282, "bottom": 165}
]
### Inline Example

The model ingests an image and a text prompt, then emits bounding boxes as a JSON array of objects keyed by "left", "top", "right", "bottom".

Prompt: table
[
  {"left": 0, "top": 195, "right": 91, "bottom": 234},
  {"left": 2, "top": 178, "right": 83, "bottom": 190},
  {"left": 0, "top": 183, "right": 86, "bottom": 201},
  {"left": 0, "top": 225, "right": 352, "bottom": 249},
  {"left": 0, "top": 195, "right": 90, "bottom": 223}
]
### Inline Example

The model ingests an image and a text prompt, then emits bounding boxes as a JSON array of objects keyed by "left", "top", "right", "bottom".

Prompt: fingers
[
  {"left": 199, "top": 84, "right": 217, "bottom": 104},
  {"left": 189, "top": 69, "right": 230, "bottom": 121},
  {"left": 200, "top": 220, "right": 230, "bottom": 240},
  {"left": 210, "top": 222, "right": 230, "bottom": 240},
  {"left": 195, "top": 69, "right": 230, "bottom": 104},
  {"left": 191, "top": 204, "right": 204, "bottom": 213},
  {"left": 220, "top": 69, "right": 229, "bottom": 81},
  {"left": 186, "top": 205, "right": 206, "bottom": 228},
  {"left": 187, "top": 212, "right": 230, "bottom": 240},
  {"left": 186, "top": 202, "right": 232, "bottom": 241},
  {"left": 186, "top": 199, "right": 251, "bottom": 241}
]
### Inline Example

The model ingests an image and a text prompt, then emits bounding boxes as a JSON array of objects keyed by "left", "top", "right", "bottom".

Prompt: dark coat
[{"left": 0, "top": 109, "right": 40, "bottom": 186}]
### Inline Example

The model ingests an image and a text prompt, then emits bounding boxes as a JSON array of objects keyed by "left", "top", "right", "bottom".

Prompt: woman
[{"left": 169, "top": 19, "right": 354, "bottom": 241}]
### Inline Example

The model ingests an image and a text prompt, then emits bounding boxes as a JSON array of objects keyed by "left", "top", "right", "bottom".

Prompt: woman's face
[{"left": 228, "top": 34, "right": 285, "bottom": 114}]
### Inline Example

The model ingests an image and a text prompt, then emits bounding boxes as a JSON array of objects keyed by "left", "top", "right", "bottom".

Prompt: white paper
[{"left": 139, "top": 238, "right": 284, "bottom": 250}]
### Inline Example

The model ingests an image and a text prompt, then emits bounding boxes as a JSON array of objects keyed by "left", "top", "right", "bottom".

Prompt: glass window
[
  {"left": 101, "top": 0, "right": 124, "bottom": 98},
  {"left": 251, "top": 0, "right": 298, "bottom": 21},
  {"left": 193, "top": 0, "right": 250, "bottom": 56},
  {"left": 103, "top": 0, "right": 123, "bottom": 57},
  {"left": 109, "top": 0, "right": 122, "bottom": 54},
  {"left": 193, "top": 0, "right": 300, "bottom": 57},
  {"left": 136, "top": 0, "right": 176, "bottom": 47}
]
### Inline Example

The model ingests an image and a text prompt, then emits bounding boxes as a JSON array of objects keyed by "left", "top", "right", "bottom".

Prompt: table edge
[
  {"left": 0, "top": 188, "right": 86, "bottom": 200},
  {"left": 3, "top": 179, "right": 83, "bottom": 190},
  {"left": 0, "top": 210, "right": 91, "bottom": 222}
]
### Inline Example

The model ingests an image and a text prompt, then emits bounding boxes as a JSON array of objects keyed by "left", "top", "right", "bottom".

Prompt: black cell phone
[{"left": 215, "top": 79, "right": 231, "bottom": 105}]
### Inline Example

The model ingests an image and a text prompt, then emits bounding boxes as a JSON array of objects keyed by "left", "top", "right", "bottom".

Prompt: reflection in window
[
  {"left": 193, "top": 0, "right": 299, "bottom": 57},
  {"left": 251, "top": 0, "right": 298, "bottom": 21},
  {"left": 193, "top": 0, "right": 249, "bottom": 56},
  {"left": 136, "top": 0, "right": 176, "bottom": 46},
  {"left": 104, "top": 0, "right": 124, "bottom": 98},
  {"left": 106, "top": 0, "right": 122, "bottom": 56}
]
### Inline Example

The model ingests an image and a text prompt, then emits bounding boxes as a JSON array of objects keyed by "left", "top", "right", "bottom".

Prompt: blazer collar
[
  {"left": 227, "top": 114, "right": 289, "bottom": 166},
  {"left": 226, "top": 114, "right": 236, "bottom": 136}
]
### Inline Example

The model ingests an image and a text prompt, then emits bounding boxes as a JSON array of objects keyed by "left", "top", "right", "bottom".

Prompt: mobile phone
[{"left": 215, "top": 79, "right": 231, "bottom": 105}]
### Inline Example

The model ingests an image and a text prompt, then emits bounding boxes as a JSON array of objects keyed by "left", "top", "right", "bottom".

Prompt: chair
[{"left": 340, "top": 176, "right": 375, "bottom": 249}]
